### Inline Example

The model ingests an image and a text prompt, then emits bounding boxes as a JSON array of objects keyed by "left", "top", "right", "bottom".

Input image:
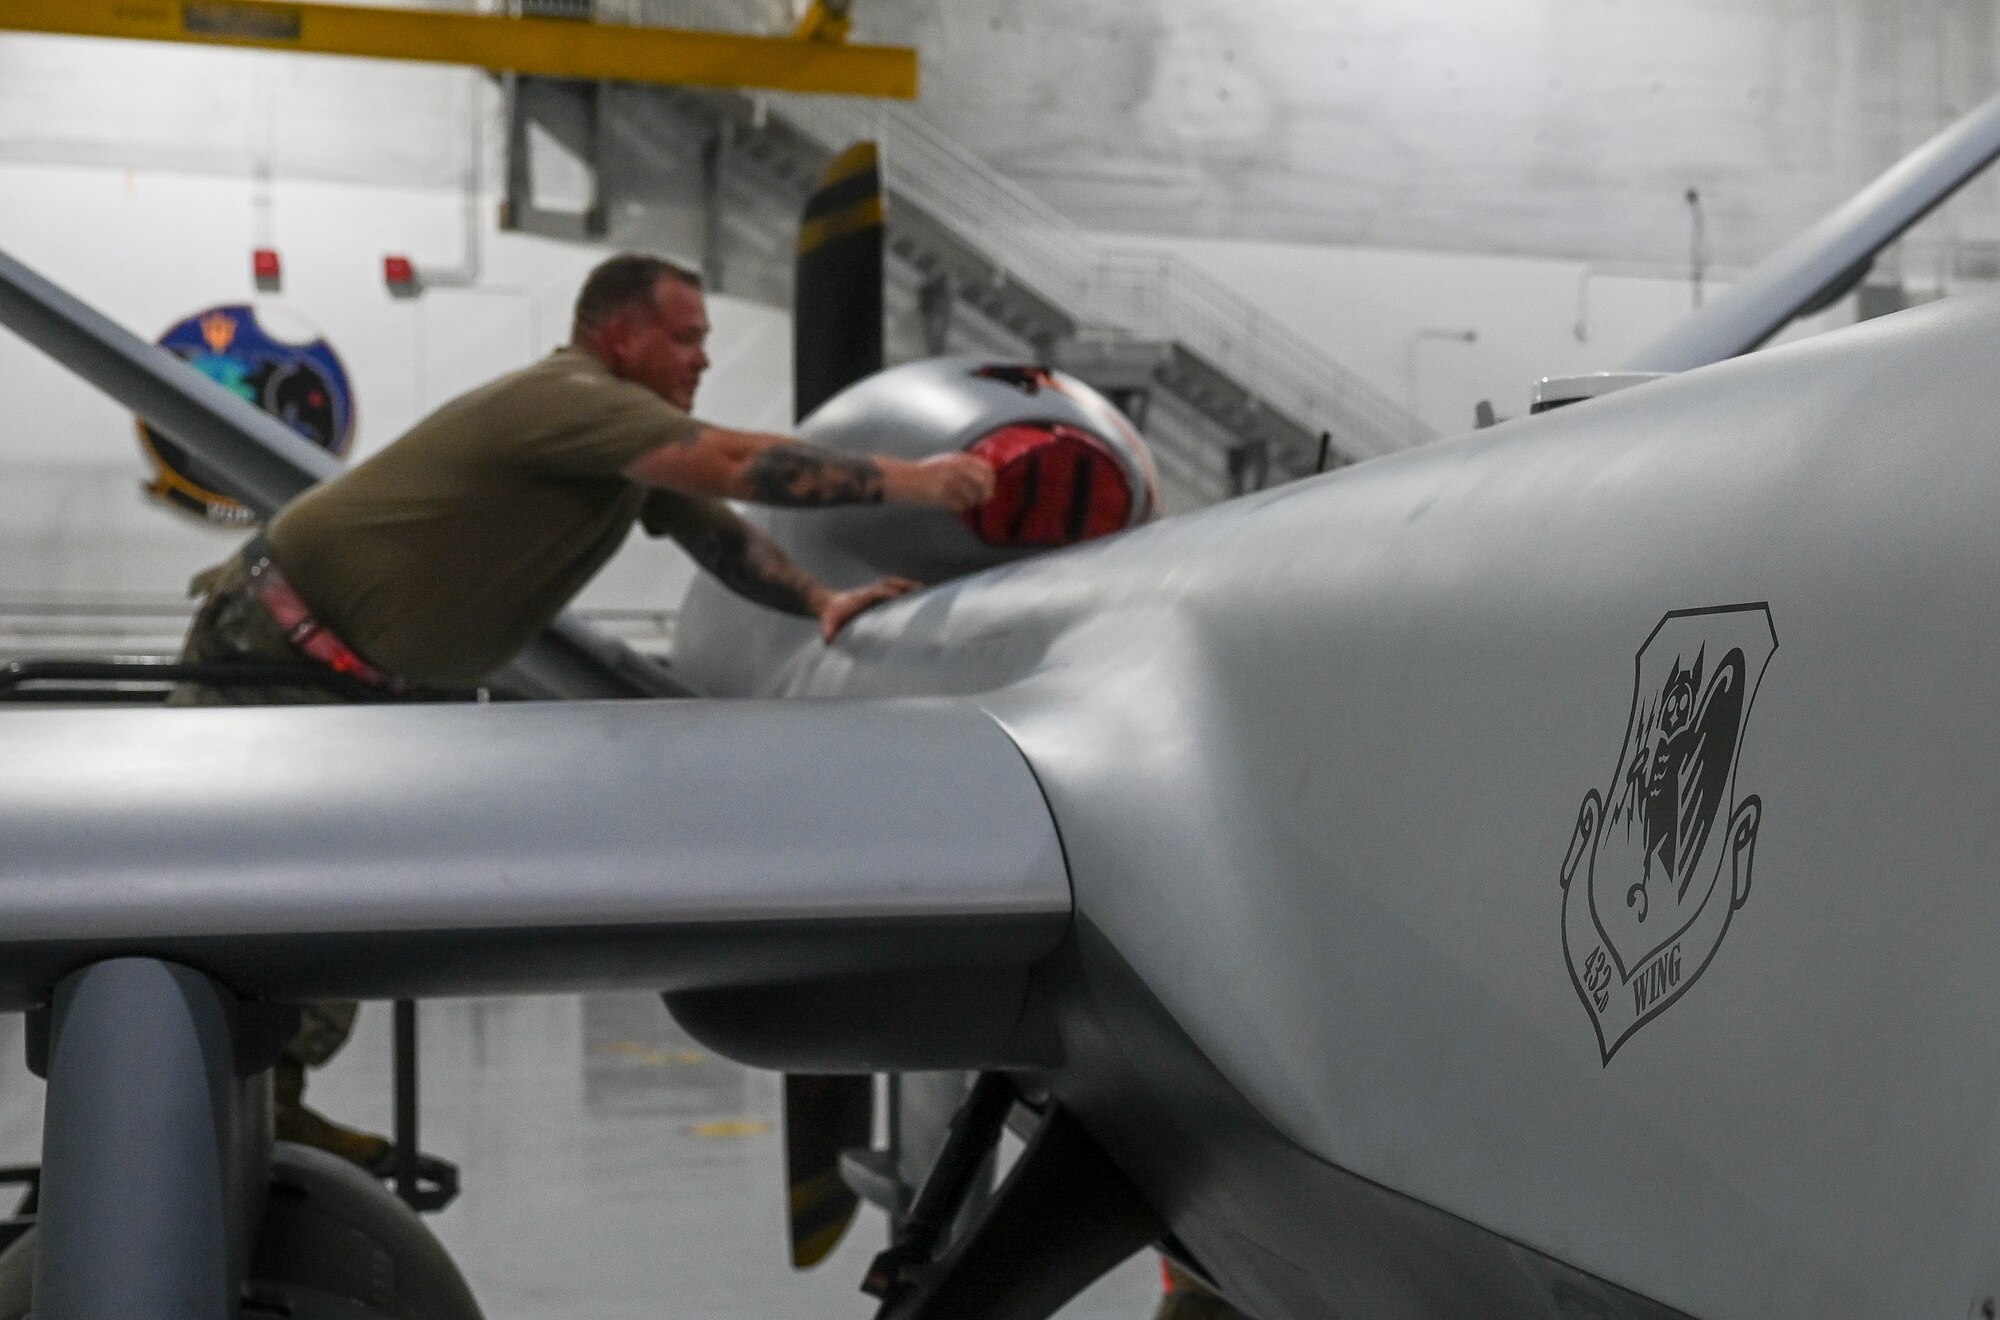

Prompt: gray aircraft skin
[
  {"left": 668, "top": 303, "right": 2000, "bottom": 1320},
  {"left": 10, "top": 91, "right": 2000, "bottom": 1320}
]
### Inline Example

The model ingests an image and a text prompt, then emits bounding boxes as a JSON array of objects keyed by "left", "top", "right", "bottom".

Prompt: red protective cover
[{"left": 960, "top": 423, "right": 1133, "bottom": 547}]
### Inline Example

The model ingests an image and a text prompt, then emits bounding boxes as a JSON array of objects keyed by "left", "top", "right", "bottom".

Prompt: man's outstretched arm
[
  {"left": 623, "top": 426, "right": 993, "bottom": 512},
  {"left": 650, "top": 493, "right": 916, "bottom": 640}
]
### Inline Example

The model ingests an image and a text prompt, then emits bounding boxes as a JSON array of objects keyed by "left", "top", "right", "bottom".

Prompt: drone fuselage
[{"left": 678, "top": 301, "right": 2000, "bottom": 1319}]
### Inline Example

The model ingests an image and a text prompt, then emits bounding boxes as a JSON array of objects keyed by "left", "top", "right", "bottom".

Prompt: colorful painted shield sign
[
  {"left": 138, "top": 304, "right": 354, "bottom": 525},
  {"left": 1561, "top": 604, "right": 1778, "bottom": 1062}
]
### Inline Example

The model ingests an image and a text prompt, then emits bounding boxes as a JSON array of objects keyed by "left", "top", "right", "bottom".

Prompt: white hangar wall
[
  {"left": 861, "top": 0, "right": 2000, "bottom": 271},
  {"left": 14, "top": 1, "right": 1993, "bottom": 276}
]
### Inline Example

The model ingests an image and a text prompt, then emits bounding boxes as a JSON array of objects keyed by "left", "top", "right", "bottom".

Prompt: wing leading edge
[{"left": 0, "top": 697, "right": 1070, "bottom": 1069}]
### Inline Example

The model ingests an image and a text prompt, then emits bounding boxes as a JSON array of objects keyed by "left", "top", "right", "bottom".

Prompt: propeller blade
[
  {"left": 785, "top": 1073, "right": 875, "bottom": 1268},
  {"left": 794, "top": 141, "right": 884, "bottom": 422}
]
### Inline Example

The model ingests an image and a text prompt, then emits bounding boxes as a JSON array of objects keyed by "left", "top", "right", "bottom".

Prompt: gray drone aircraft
[{"left": 5, "top": 80, "right": 2000, "bottom": 1320}]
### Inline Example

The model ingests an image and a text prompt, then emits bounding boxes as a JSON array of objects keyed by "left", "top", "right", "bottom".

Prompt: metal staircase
[
  {"left": 506, "top": 6, "right": 1433, "bottom": 505},
  {"left": 780, "top": 95, "right": 1430, "bottom": 470}
]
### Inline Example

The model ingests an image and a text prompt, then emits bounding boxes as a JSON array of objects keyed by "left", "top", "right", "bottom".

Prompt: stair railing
[
  {"left": 777, "top": 95, "right": 1430, "bottom": 461},
  {"left": 608, "top": 0, "right": 1434, "bottom": 460}
]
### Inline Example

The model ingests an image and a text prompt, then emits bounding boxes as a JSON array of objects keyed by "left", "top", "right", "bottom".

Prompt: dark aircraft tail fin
[
  {"left": 784, "top": 1073, "right": 876, "bottom": 1267},
  {"left": 794, "top": 141, "right": 885, "bottom": 422}
]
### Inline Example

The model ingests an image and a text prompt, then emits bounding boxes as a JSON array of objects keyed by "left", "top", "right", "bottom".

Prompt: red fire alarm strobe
[
  {"left": 252, "top": 248, "right": 281, "bottom": 292},
  {"left": 383, "top": 255, "right": 419, "bottom": 298}
]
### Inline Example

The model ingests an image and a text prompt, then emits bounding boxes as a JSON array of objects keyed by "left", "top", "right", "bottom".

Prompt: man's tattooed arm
[
  {"left": 739, "top": 443, "right": 885, "bottom": 507},
  {"left": 667, "top": 501, "right": 826, "bottom": 618}
]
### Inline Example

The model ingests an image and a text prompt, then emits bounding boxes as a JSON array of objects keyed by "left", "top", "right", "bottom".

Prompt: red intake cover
[{"left": 960, "top": 423, "right": 1133, "bottom": 547}]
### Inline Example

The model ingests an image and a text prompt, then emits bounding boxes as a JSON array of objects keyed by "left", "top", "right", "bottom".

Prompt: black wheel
[{"left": 0, "top": 1142, "right": 482, "bottom": 1320}]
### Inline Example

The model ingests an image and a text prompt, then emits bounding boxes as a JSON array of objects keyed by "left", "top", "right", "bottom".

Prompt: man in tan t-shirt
[{"left": 170, "top": 252, "right": 994, "bottom": 1167}]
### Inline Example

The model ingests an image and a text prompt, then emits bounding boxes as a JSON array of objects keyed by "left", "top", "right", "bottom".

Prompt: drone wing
[{"left": 0, "top": 697, "right": 1070, "bottom": 1072}]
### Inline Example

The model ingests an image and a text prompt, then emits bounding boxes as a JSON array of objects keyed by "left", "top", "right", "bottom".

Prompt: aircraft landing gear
[
  {"left": 0, "top": 958, "right": 476, "bottom": 1320},
  {"left": 0, "top": 1143, "right": 481, "bottom": 1320},
  {"left": 862, "top": 1075, "right": 1164, "bottom": 1320}
]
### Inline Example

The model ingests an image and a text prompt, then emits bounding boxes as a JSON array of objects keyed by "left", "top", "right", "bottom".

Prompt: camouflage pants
[
  {"left": 172, "top": 547, "right": 361, "bottom": 1069},
  {"left": 166, "top": 550, "right": 359, "bottom": 707}
]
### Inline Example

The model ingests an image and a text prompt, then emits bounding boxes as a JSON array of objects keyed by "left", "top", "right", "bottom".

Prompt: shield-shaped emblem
[
  {"left": 137, "top": 303, "right": 355, "bottom": 526},
  {"left": 1561, "top": 604, "right": 1777, "bottom": 1062}
]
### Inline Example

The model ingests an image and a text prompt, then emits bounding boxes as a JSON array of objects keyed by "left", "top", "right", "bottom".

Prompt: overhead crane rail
[{"left": 0, "top": 0, "right": 917, "bottom": 99}]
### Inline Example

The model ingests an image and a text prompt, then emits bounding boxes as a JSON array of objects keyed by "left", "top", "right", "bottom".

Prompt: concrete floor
[{"left": 0, "top": 994, "right": 1162, "bottom": 1319}]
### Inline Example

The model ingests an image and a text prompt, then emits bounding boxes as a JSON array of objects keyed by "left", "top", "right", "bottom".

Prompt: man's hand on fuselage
[
  {"left": 622, "top": 428, "right": 994, "bottom": 514},
  {"left": 817, "top": 577, "right": 920, "bottom": 641},
  {"left": 660, "top": 496, "right": 920, "bottom": 642}
]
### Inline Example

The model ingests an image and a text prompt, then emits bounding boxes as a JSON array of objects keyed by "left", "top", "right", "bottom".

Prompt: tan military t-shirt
[{"left": 267, "top": 348, "right": 704, "bottom": 686}]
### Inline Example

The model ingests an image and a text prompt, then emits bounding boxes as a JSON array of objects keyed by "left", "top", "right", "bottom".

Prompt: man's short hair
[{"left": 572, "top": 253, "right": 703, "bottom": 337}]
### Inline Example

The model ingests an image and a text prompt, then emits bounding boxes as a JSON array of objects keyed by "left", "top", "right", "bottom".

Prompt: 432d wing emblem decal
[{"left": 1561, "top": 604, "right": 1777, "bottom": 1062}]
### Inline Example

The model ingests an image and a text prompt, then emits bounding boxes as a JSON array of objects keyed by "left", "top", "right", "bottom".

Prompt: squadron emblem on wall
[
  {"left": 1560, "top": 604, "right": 1777, "bottom": 1062},
  {"left": 138, "top": 304, "right": 354, "bottom": 526}
]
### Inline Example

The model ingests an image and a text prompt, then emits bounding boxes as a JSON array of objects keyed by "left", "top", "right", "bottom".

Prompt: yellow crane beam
[{"left": 0, "top": 0, "right": 917, "bottom": 99}]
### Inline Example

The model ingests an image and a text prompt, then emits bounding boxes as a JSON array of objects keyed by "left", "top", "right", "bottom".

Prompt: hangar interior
[
  {"left": 8, "top": 0, "right": 1996, "bottom": 663},
  {"left": 0, "top": 1, "right": 1997, "bottom": 1317}
]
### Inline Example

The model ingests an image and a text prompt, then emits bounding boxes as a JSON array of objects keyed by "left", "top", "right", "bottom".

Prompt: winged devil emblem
[{"left": 1561, "top": 604, "right": 1778, "bottom": 1062}]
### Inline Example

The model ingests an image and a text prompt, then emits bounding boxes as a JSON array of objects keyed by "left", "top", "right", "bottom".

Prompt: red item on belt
[{"left": 249, "top": 557, "right": 404, "bottom": 693}]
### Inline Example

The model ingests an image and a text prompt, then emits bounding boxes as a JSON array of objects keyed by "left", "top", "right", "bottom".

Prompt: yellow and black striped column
[{"left": 793, "top": 141, "right": 885, "bottom": 423}]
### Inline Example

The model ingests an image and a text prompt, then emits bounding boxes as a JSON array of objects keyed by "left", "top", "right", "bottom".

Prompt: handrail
[
  {"left": 773, "top": 95, "right": 1429, "bottom": 461},
  {"left": 1084, "top": 249, "right": 1420, "bottom": 461},
  {"left": 610, "top": 0, "right": 1433, "bottom": 459},
  {"left": 0, "top": 658, "right": 386, "bottom": 701}
]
